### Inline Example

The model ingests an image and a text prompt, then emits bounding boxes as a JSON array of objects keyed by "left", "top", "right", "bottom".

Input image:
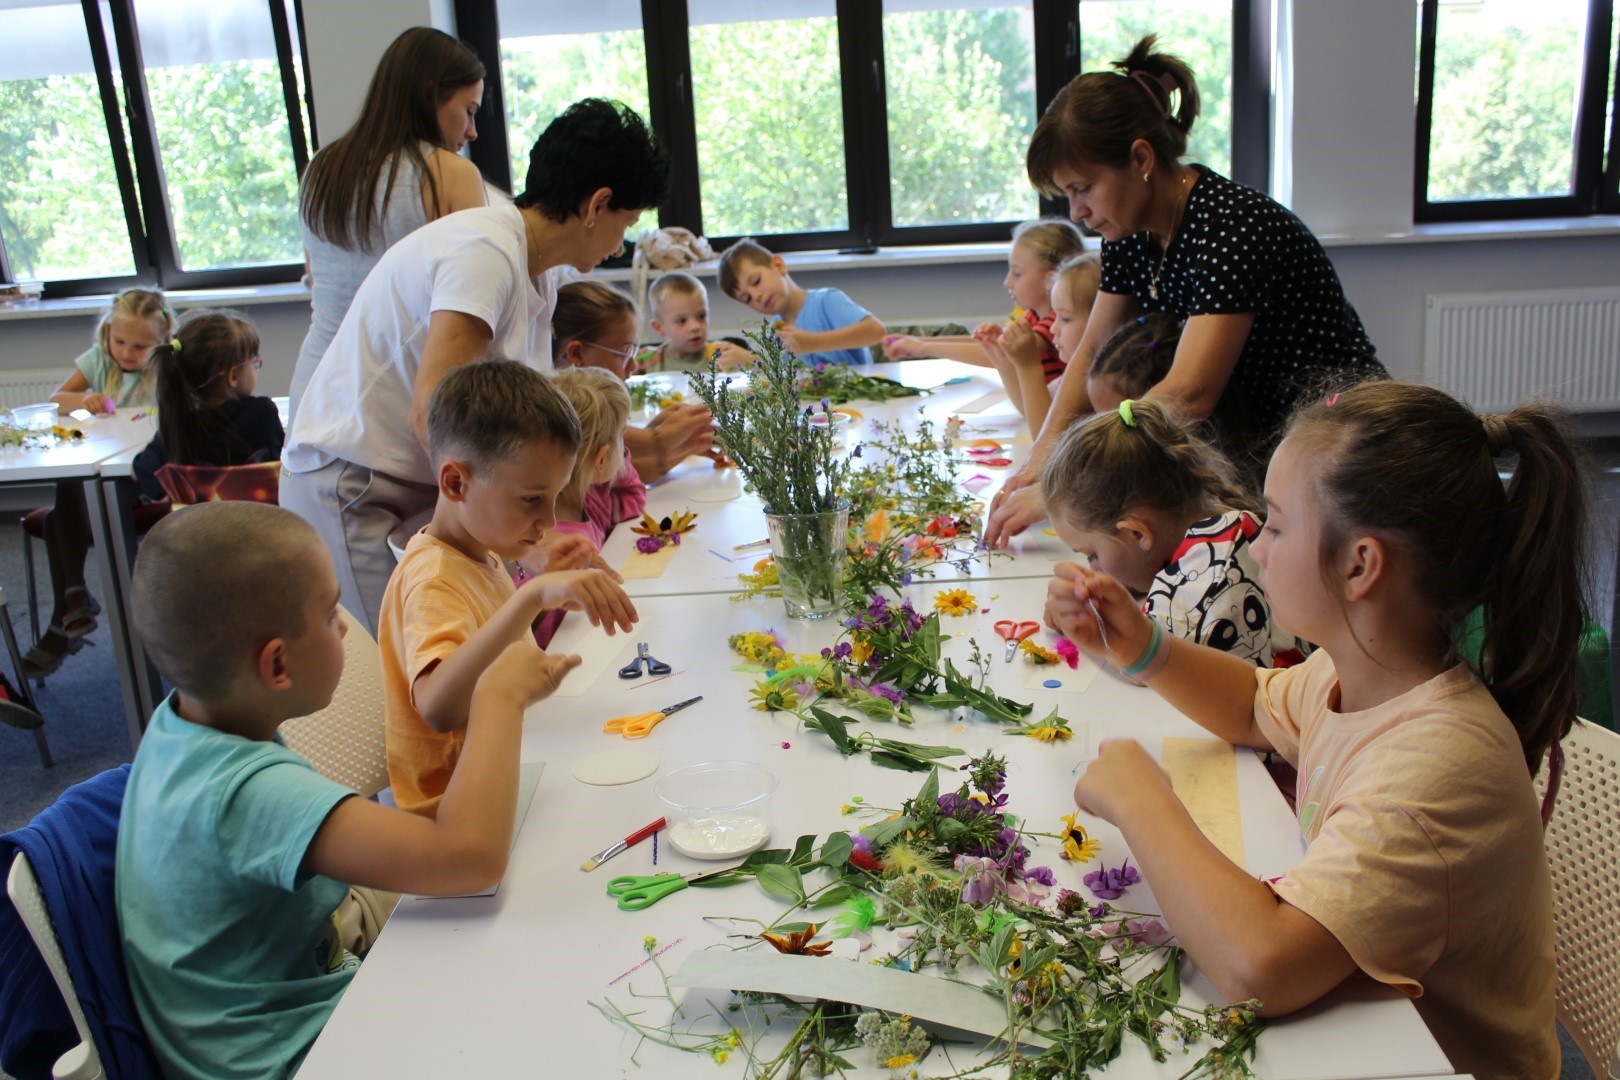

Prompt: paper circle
[
  {"left": 687, "top": 469, "right": 744, "bottom": 503},
  {"left": 572, "top": 748, "right": 660, "bottom": 786},
  {"left": 1042, "top": 679, "right": 1063, "bottom": 689}
]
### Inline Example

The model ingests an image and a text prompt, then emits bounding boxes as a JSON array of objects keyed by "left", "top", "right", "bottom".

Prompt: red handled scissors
[{"left": 994, "top": 620, "right": 1040, "bottom": 662}]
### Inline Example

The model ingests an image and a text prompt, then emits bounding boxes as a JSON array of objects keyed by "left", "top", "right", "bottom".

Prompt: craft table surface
[
  {"left": 301, "top": 577, "right": 1454, "bottom": 1079},
  {"left": 0, "top": 410, "right": 155, "bottom": 483}
]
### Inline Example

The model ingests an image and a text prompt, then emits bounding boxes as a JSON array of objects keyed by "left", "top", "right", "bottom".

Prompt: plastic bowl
[
  {"left": 10, "top": 403, "right": 58, "bottom": 431},
  {"left": 655, "top": 761, "right": 777, "bottom": 860}
]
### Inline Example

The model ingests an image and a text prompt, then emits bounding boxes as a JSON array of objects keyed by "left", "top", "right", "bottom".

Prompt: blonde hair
[
  {"left": 1053, "top": 253, "right": 1101, "bottom": 313},
  {"left": 1040, "top": 398, "right": 1252, "bottom": 531},
  {"left": 1011, "top": 218, "right": 1086, "bottom": 271},
  {"left": 650, "top": 271, "right": 705, "bottom": 313},
  {"left": 549, "top": 366, "right": 630, "bottom": 503},
  {"left": 554, "top": 281, "right": 638, "bottom": 356},
  {"left": 95, "top": 288, "right": 174, "bottom": 405}
]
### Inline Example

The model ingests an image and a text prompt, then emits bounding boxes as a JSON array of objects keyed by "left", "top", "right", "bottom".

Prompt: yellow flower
[
  {"left": 933, "top": 588, "right": 977, "bottom": 617},
  {"left": 885, "top": 1054, "right": 917, "bottom": 1069},
  {"left": 850, "top": 635, "right": 874, "bottom": 665},
  {"left": 729, "top": 630, "right": 786, "bottom": 665},
  {"left": 712, "top": 1048, "right": 730, "bottom": 1064},
  {"left": 749, "top": 680, "right": 800, "bottom": 712},
  {"left": 1027, "top": 724, "right": 1073, "bottom": 743},
  {"left": 1021, "top": 640, "right": 1060, "bottom": 665},
  {"left": 883, "top": 841, "right": 937, "bottom": 877},
  {"left": 1060, "top": 813, "right": 1101, "bottom": 863},
  {"left": 864, "top": 508, "right": 890, "bottom": 542},
  {"left": 642, "top": 935, "right": 658, "bottom": 953}
]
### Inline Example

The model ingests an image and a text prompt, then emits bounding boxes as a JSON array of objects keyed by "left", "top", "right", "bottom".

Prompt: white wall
[{"left": 1, "top": 0, "right": 1617, "bottom": 416}]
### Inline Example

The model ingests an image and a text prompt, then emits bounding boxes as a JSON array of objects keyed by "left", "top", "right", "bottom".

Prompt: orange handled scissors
[
  {"left": 603, "top": 695, "right": 702, "bottom": 738},
  {"left": 994, "top": 620, "right": 1040, "bottom": 662}
]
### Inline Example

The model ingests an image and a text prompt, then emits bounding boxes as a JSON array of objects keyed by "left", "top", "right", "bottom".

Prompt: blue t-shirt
[
  {"left": 74, "top": 345, "right": 155, "bottom": 409},
  {"left": 116, "top": 695, "right": 356, "bottom": 1080},
  {"left": 775, "top": 287, "right": 873, "bottom": 367}
]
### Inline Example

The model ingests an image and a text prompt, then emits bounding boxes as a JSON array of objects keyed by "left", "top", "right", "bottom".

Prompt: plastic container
[
  {"left": 10, "top": 403, "right": 58, "bottom": 431},
  {"left": 655, "top": 761, "right": 777, "bottom": 860}
]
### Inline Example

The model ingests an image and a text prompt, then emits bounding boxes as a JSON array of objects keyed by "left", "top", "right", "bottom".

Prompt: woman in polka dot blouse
[{"left": 986, "top": 34, "right": 1386, "bottom": 547}]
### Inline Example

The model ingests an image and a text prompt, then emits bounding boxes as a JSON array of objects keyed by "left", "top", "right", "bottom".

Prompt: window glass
[
  {"left": 132, "top": 0, "right": 303, "bottom": 271},
  {"left": 498, "top": 2, "right": 654, "bottom": 228},
  {"left": 1426, "top": 0, "right": 1586, "bottom": 202},
  {"left": 884, "top": 2, "right": 1039, "bottom": 228},
  {"left": 1078, "top": 0, "right": 1232, "bottom": 177},
  {"left": 689, "top": 0, "right": 848, "bottom": 235},
  {"left": 0, "top": 0, "right": 137, "bottom": 281}
]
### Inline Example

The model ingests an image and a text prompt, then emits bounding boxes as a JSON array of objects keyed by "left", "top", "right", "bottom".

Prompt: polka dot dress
[{"left": 1099, "top": 167, "right": 1386, "bottom": 456}]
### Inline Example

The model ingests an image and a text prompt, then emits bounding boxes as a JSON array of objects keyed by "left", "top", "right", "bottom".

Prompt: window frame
[
  {"left": 459, "top": 0, "right": 1268, "bottom": 255},
  {"left": 1414, "top": 0, "right": 1617, "bottom": 222},
  {"left": 0, "top": 0, "right": 314, "bottom": 298}
]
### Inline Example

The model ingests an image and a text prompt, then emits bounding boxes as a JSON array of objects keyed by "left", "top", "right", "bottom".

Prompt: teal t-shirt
[
  {"left": 74, "top": 344, "right": 155, "bottom": 409},
  {"left": 116, "top": 695, "right": 356, "bottom": 1079}
]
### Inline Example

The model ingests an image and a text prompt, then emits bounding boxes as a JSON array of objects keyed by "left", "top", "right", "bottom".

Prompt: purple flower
[
  {"left": 954, "top": 855, "right": 1002, "bottom": 906},
  {"left": 1089, "top": 904, "right": 1108, "bottom": 919},
  {"left": 635, "top": 536, "right": 664, "bottom": 554},
  {"left": 821, "top": 397, "right": 831, "bottom": 412},
  {"left": 864, "top": 681, "right": 903, "bottom": 704},
  {"left": 831, "top": 641, "right": 852, "bottom": 661},
  {"left": 898, "top": 570, "right": 913, "bottom": 586},
  {"left": 1083, "top": 858, "right": 1140, "bottom": 900},
  {"left": 1025, "top": 865, "right": 1055, "bottom": 887},
  {"left": 1121, "top": 918, "right": 1172, "bottom": 947}
]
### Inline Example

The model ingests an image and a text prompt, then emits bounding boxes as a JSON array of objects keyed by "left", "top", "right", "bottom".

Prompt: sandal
[
  {"left": 23, "top": 631, "right": 91, "bottom": 681},
  {"left": 56, "top": 610, "right": 98, "bottom": 641},
  {"left": 63, "top": 586, "right": 101, "bottom": 619}
]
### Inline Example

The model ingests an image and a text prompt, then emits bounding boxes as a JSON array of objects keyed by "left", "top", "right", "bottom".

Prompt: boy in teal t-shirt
[{"left": 117, "top": 502, "right": 579, "bottom": 1078}]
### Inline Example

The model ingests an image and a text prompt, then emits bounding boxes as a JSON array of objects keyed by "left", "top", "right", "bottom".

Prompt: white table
[{"left": 300, "top": 577, "right": 1455, "bottom": 1078}]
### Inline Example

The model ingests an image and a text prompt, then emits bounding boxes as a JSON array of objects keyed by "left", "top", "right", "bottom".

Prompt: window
[
  {"left": 0, "top": 0, "right": 311, "bottom": 296},
  {"left": 1415, "top": 0, "right": 1617, "bottom": 220}
]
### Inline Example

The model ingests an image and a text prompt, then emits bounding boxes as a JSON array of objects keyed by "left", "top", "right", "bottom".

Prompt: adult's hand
[{"left": 983, "top": 480, "right": 1046, "bottom": 549}]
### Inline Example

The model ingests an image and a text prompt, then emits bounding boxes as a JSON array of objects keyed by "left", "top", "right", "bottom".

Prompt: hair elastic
[
  {"left": 1118, "top": 399, "right": 1137, "bottom": 428},
  {"left": 1127, "top": 70, "right": 1175, "bottom": 118},
  {"left": 1323, "top": 392, "right": 1340, "bottom": 408},
  {"left": 170, "top": 337, "right": 182, "bottom": 352}
]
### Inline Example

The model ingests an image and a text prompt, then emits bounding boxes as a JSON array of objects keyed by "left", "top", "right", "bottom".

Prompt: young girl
[
  {"left": 1046, "top": 380, "right": 1580, "bottom": 1079},
  {"left": 1084, "top": 312, "right": 1180, "bottom": 413},
  {"left": 526, "top": 366, "right": 641, "bottom": 647},
  {"left": 554, "top": 280, "right": 714, "bottom": 483},
  {"left": 131, "top": 309, "right": 286, "bottom": 503},
  {"left": 998, "top": 249, "right": 1099, "bottom": 432},
  {"left": 26, "top": 291, "right": 174, "bottom": 677},
  {"left": 1041, "top": 397, "right": 1303, "bottom": 668}
]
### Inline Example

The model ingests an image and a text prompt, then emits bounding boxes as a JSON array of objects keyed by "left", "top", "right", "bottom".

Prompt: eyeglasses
[
  {"left": 583, "top": 340, "right": 640, "bottom": 366},
  {"left": 198, "top": 356, "right": 263, "bottom": 389}
]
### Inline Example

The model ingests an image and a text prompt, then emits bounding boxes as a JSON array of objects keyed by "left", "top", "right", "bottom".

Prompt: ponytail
[{"left": 154, "top": 309, "right": 260, "bottom": 469}]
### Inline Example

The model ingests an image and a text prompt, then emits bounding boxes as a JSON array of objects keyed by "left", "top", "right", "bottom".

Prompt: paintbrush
[{"left": 580, "top": 816, "right": 666, "bottom": 872}]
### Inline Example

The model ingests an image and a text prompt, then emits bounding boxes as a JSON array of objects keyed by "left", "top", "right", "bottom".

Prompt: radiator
[
  {"left": 0, "top": 369, "right": 69, "bottom": 412},
  {"left": 1423, "top": 288, "right": 1620, "bottom": 413}
]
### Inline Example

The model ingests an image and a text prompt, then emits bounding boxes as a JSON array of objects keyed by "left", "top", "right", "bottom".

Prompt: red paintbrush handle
[{"left": 624, "top": 817, "right": 667, "bottom": 846}]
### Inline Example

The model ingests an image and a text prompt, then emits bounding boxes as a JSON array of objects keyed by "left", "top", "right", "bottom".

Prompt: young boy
[
  {"left": 640, "top": 270, "right": 753, "bottom": 372},
  {"left": 717, "top": 238, "right": 886, "bottom": 366},
  {"left": 382, "top": 360, "right": 638, "bottom": 816},
  {"left": 118, "top": 502, "right": 577, "bottom": 1079}
]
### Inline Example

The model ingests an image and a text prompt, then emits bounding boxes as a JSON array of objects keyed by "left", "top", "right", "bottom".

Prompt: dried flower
[
  {"left": 1021, "top": 640, "right": 1061, "bottom": 665},
  {"left": 760, "top": 924, "right": 833, "bottom": 956},
  {"left": 1084, "top": 857, "right": 1140, "bottom": 900}
]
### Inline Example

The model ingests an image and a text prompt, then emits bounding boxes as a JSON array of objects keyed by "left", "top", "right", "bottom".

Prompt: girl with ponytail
[{"left": 1044, "top": 380, "right": 1581, "bottom": 1079}]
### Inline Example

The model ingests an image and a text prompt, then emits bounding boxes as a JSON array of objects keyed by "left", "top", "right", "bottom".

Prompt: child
[
  {"left": 381, "top": 360, "right": 638, "bottom": 817},
  {"left": 119, "top": 501, "right": 579, "bottom": 1079},
  {"left": 640, "top": 270, "right": 752, "bottom": 372},
  {"left": 1083, "top": 312, "right": 1180, "bottom": 412},
  {"left": 555, "top": 280, "right": 715, "bottom": 483},
  {"left": 27, "top": 290, "right": 175, "bottom": 677},
  {"left": 525, "top": 367, "right": 642, "bottom": 647},
  {"left": 718, "top": 237, "right": 885, "bottom": 367},
  {"left": 131, "top": 309, "right": 286, "bottom": 503},
  {"left": 1047, "top": 380, "right": 1579, "bottom": 1079},
  {"left": 1041, "top": 397, "right": 1303, "bottom": 668},
  {"left": 997, "top": 246, "right": 1098, "bottom": 432}
]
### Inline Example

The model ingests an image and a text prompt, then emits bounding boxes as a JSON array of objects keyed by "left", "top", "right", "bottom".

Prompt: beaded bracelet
[{"left": 1119, "top": 614, "right": 1172, "bottom": 682}]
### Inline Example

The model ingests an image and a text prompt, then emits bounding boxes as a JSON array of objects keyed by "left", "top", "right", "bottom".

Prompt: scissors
[
  {"left": 606, "top": 864, "right": 744, "bottom": 910},
  {"left": 603, "top": 695, "right": 702, "bottom": 738},
  {"left": 994, "top": 620, "right": 1040, "bottom": 662},
  {"left": 618, "top": 642, "right": 672, "bottom": 679}
]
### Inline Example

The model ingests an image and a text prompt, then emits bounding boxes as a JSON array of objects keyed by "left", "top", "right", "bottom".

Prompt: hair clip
[
  {"left": 1118, "top": 400, "right": 1137, "bottom": 428},
  {"left": 1135, "top": 315, "right": 1147, "bottom": 325},
  {"left": 170, "top": 337, "right": 182, "bottom": 352},
  {"left": 1323, "top": 392, "right": 1340, "bottom": 408},
  {"left": 1145, "top": 341, "right": 1157, "bottom": 351}
]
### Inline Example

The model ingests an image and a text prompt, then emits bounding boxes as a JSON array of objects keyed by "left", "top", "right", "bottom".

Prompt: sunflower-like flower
[
  {"left": 1021, "top": 640, "right": 1061, "bottom": 665},
  {"left": 630, "top": 508, "right": 699, "bottom": 541},
  {"left": 1024, "top": 724, "right": 1072, "bottom": 743},
  {"left": 749, "top": 679, "right": 800, "bottom": 712},
  {"left": 932, "top": 588, "right": 977, "bottom": 617},
  {"left": 1060, "top": 812, "right": 1102, "bottom": 863},
  {"left": 759, "top": 924, "right": 832, "bottom": 956}
]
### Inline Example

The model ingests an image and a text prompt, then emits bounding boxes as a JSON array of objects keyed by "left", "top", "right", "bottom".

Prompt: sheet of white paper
[
  {"left": 952, "top": 388, "right": 1010, "bottom": 415},
  {"left": 409, "top": 762, "right": 543, "bottom": 899},
  {"left": 549, "top": 622, "right": 635, "bottom": 697},
  {"left": 669, "top": 949, "right": 1051, "bottom": 1049}
]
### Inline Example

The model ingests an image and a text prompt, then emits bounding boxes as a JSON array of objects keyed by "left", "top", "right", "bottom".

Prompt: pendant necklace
[{"left": 1148, "top": 171, "right": 1192, "bottom": 302}]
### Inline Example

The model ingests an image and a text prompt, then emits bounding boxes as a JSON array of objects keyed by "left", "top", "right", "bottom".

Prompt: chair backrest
[
  {"left": 153, "top": 461, "right": 280, "bottom": 507},
  {"left": 279, "top": 606, "right": 390, "bottom": 798},
  {"left": 7, "top": 852, "right": 105, "bottom": 1080},
  {"left": 1537, "top": 717, "right": 1620, "bottom": 1078}
]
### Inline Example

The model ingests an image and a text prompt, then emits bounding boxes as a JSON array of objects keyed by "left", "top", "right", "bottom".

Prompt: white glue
[{"left": 667, "top": 815, "right": 771, "bottom": 859}]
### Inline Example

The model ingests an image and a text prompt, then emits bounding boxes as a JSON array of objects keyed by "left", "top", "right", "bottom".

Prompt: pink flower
[{"left": 1053, "top": 637, "right": 1080, "bottom": 670}]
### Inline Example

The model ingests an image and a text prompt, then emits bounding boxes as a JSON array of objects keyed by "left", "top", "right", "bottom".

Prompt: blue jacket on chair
[{"left": 0, "top": 764, "right": 160, "bottom": 1080}]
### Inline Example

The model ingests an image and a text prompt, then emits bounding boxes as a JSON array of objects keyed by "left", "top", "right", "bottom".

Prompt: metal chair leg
[
  {"left": 0, "top": 584, "right": 50, "bottom": 767},
  {"left": 19, "top": 518, "right": 40, "bottom": 646}
]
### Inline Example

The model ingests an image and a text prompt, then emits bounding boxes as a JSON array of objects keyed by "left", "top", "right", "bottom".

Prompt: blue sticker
[{"left": 1042, "top": 679, "right": 1062, "bottom": 689}]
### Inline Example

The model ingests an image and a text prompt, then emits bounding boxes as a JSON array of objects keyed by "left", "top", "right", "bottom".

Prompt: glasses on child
[
  {"left": 583, "top": 341, "right": 640, "bottom": 366},
  {"left": 198, "top": 356, "right": 263, "bottom": 388}
]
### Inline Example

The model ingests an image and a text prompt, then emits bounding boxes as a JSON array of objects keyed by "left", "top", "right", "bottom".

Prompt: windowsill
[
  {"left": 588, "top": 241, "right": 1010, "bottom": 283},
  {"left": 0, "top": 280, "right": 311, "bottom": 322},
  {"left": 1316, "top": 215, "right": 1620, "bottom": 247}
]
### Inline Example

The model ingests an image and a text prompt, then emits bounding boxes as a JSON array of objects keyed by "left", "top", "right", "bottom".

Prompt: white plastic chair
[
  {"left": 1538, "top": 718, "right": 1620, "bottom": 1078},
  {"left": 279, "top": 606, "right": 390, "bottom": 799},
  {"left": 6, "top": 851, "right": 104, "bottom": 1080}
]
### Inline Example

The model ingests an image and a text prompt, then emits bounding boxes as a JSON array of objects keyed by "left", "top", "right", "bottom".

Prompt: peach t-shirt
[
  {"left": 1252, "top": 650, "right": 1557, "bottom": 1080},
  {"left": 379, "top": 531, "right": 516, "bottom": 817}
]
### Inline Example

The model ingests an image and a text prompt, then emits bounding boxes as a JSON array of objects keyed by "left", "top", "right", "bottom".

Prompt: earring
[
  {"left": 1143, "top": 174, "right": 1151, "bottom": 184},
  {"left": 586, "top": 219, "right": 596, "bottom": 230}
]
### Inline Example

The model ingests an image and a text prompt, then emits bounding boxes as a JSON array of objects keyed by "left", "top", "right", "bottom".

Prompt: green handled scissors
[{"left": 606, "top": 864, "right": 744, "bottom": 910}]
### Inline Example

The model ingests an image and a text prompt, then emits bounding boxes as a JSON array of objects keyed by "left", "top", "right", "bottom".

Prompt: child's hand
[
  {"left": 971, "top": 321, "right": 1004, "bottom": 346},
  {"left": 82, "top": 392, "right": 113, "bottom": 415},
  {"left": 524, "top": 569, "right": 638, "bottom": 635},
  {"left": 712, "top": 342, "right": 754, "bottom": 370},
  {"left": 1073, "top": 738, "right": 1176, "bottom": 825},
  {"left": 518, "top": 532, "right": 620, "bottom": 578},
  {"left": 1000, "top": 321, "right": 1043, "bottom": 368},
  {"left": 775, "top": 324, "right": 810, "bottom": 353},
  {"left": 475, "top": 638, "right": 582, "bottom": 712},
  {"left": 883, "top": 335, "right": 924, "bottom": 360},
  {"left": 1044, "top": 561, "right": 1152, "bottom": 666},
  {"left": 648, "top": 402, "right": 716, "bottom": 462}
]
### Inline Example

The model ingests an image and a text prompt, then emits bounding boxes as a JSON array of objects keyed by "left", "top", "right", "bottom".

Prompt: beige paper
[
  {"left": 1162, "top": 737, "right": 1245, "bottom": 867},
  {"left": 618, "top": 542, "right": 681, "bottom": 579}
]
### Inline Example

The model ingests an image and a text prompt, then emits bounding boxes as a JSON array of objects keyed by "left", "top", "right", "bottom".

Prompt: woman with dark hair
[
  {"left": 985, "top": 35, "right": 1385, "bottom": 546},
  {"left": 289, "top": 26, "right": 488, "bottom": 423}
]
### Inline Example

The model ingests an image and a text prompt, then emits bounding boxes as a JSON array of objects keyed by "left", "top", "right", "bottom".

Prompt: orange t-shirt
[
  {"left": 379, "top": 531, "right": 516, "bottom": 817},
  {"left": 1253, "top": 651, "right": 1557, "bottom": 1080}
]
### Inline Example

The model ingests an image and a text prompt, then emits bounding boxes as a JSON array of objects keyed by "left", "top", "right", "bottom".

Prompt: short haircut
[
  {"left": 515, "top": 98, "right": 670, "bottom": 222},
  {"left": 426, "top": 360, "right": 581, "bottom": 471},
  {"left": 649, "top": 271, "right": 705, "bottom": 313},
  {"left": 717, "top": 238, "right": 775, "bottom": 299},
  {"left": 132, "top": 503, "right": 323, "bottom": 700}
]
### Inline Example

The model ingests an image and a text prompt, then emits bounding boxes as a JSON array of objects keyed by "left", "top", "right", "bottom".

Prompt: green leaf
[
  {"left": 816, "top": 832, "right": 853, "bottom": 869},
  {"left": 806, "top": 706, "right": 854, "bottom": 754},
  {"left": 739, "top": 847, "right": 792, "bottom": 869},
  {"left": 755, "top": 864, "right": 807, "bottom": 904},
  {"left": 790, "top": 834, "right": 817, "bottom": 866},
  {"left": 915, "top": 766, "right": 941, "bottom": 808},
  {"left": 869, "top": 750, "right": 930, "bottom": 772}
]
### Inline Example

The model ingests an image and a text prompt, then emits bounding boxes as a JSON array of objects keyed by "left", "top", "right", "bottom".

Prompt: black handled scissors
[{"left": 618, "top": 642, "right": 672, "bottom": 679}]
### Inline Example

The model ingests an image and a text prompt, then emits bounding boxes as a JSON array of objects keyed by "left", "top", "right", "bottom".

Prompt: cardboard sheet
[
  {"left": 1162, "top": 737, "right": 1245, "bottom": 866},
  {"left": 618, "top": 542, "right": 682, "bottom": 579}
]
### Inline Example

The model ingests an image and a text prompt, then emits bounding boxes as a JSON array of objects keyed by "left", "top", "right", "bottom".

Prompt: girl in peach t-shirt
[{"left": 1042, "top": 380, "right": 1583, "bottom": 1080}]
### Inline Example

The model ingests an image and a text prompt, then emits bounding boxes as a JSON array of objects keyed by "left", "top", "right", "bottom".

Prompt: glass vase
[{"left": 764, "top": 499, "right": 850, "bottom": 620}]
